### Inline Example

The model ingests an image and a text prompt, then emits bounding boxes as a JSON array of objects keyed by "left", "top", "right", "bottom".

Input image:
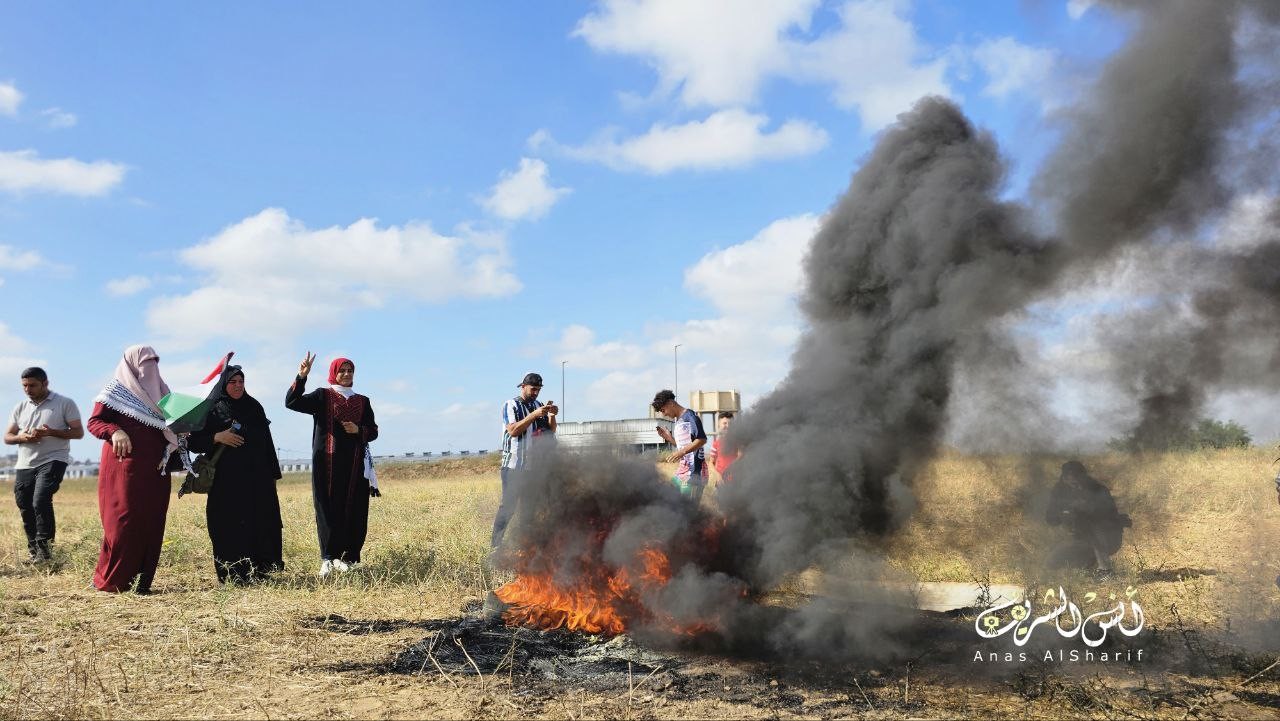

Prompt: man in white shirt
[{"left": 4, "top": 367, "right": 83, "bottom": 563}]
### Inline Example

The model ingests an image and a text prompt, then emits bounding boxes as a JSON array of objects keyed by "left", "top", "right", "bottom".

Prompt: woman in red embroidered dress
[
  {"left": 87, "top": 345, "right": 182, "bottom": 593},
  {"left": 285, "top": 353, "right": 378, "bottom": 576}
]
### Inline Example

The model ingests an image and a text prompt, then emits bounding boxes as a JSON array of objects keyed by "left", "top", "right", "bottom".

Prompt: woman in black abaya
[
  {"left": 285, "top": 353, "right": 379, "bottom": 576},
  {"left": 187, "top": 366, "right": 284, "bottom": 583}
]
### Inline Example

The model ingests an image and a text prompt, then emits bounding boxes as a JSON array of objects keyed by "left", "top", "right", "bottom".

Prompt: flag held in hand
[{"left": 159, "top": 351, "right": 235, "bottom": 434}]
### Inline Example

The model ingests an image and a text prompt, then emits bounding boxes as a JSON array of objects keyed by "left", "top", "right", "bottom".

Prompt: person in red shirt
[{"left": 707, "top": 411, "right": 740, "bottom": 486}]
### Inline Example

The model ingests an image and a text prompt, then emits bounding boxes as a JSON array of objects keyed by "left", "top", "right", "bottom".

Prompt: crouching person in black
[{"left": 1045, "top": 461, "right": 1131, "bottom": 580}]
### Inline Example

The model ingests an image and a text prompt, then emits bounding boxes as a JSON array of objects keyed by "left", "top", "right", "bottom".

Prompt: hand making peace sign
[{"left": 298, "top": 351, "right": 317, "bottom": 379}]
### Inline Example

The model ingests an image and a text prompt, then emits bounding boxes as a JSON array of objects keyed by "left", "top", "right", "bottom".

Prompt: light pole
[
  {"left": 560, "top": 360, "right": 567, "bottom": 422},
  {"left": 673, "top": 344, "right": 681, "bottom": 398}
]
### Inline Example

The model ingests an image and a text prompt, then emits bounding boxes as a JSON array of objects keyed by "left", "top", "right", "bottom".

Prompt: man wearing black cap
[{"left": 492, "top": 372, "right": 558, "bottom": 547}]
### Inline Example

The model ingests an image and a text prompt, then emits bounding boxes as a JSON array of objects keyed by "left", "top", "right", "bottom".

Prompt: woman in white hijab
[{"left": 86, "top": 345, "right": 181, "bottom": 593}]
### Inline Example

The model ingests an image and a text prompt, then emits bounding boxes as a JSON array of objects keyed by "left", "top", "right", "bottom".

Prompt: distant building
[
  {"left": 279, "top": 459, "right": 313, "bottom": 473},
  {"left": 64, "top": 460, "right": 99, "bottom": 479},
  {"left": 687, "top": 390, "right": 740, "bottom": 436},
  {"left": 0, "top": 458, "right": 98, "bottom": 480},
  {"left": 557, "top": 389, "right": 741, "bottom": 453},
  {"left": 0, "top": 447, "right": 505, "bottom": 482},
  {"left": 556, "top": 418, "right": 675, "bottom": 453}
]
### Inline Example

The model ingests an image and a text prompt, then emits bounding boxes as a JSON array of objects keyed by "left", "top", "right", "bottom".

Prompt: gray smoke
[
  {"left": 502, "top": 446, "right": 916, "bottom": 660},
  {"left": 725, "top": 0, "right": 1278, "bottom": 598},
  {"left": 1029, "top": 0, "right": 1280, "bottom": 447},
  {"left": 725, "top": 96, "right": 1046, "bottom": 588}
]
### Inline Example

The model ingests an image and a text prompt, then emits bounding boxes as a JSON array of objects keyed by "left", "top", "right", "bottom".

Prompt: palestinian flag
[{"left": 159, "top": 351, "right": 235, "bottom": 434}]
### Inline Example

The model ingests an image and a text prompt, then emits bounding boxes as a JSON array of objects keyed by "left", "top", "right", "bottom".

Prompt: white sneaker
[
  {"left": 331, "top": 559, "right": 351, "bottom": 573},
  {"left": 319, "top": 559, "right": 334, "bottom": 578}
]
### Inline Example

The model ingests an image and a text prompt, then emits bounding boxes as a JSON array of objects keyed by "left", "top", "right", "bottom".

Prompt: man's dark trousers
[{"left": 14, "top": 460, "right": 67, "bottom": 558}]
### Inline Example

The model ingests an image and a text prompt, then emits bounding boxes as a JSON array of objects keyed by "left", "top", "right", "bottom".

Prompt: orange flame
[
  {"left": 496, "top": 573, "right": 628, "bottom": 635},
  {"left": 494, "top": 543, "right": 715, "bottom": 637}
]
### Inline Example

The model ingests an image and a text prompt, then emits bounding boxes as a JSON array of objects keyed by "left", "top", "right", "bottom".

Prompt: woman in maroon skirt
[{"left": 87, "top": 345, "right": 182, "bottom": 593}]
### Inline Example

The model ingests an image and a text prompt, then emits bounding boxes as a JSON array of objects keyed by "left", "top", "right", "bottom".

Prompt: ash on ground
[
  {"left": 301, "top": 602, "right": 1280, "bottom": 718},
  {"left": 395, "top": 615, "right": 677, "bottom": 688},
  {"left": 387, "top": 612, "right": 827, "bottom": 711}
]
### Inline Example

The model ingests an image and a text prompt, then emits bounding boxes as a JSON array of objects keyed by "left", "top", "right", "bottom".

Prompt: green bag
[{"left": 178, "top": 444, "right": 226, "bottom": 498}]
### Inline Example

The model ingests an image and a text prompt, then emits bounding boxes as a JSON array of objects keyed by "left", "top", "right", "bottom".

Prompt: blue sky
[{"left": 2, "top": 1, "right": 1272, "bottom": 461}]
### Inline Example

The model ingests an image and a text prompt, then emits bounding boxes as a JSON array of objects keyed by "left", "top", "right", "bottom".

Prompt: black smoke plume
[{"left": 498, "top": 1, "right": 1279, "bottom": 659}]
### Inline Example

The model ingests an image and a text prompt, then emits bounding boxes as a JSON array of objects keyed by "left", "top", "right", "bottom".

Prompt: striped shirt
[
  {"left": 673, "top": 408, "right": 707, "bottom": 484},
  {"left": 501, "top": 396, "right": 553, "bottom": 470}
]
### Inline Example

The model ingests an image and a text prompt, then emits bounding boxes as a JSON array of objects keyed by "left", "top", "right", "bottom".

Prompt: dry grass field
[{"left": 3, "top": 449, "right": 1280, "bottom": 719}]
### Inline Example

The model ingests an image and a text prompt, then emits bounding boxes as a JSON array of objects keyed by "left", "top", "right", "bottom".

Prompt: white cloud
[
  {"left": 684, "top": 214, "right": 820, "bottom": 316},
  {"left": 540, "top": 214, "right": 821, "bottom": 422},
  {"left": 0, "top": 81, "right": 21, "bottom": 116},
  {"left": 0, "top": 149, "right": 127, "bottom": 196},
  {"left": 0, "top": 322, "right": 32, "bottom": 354},
  {"left": 575, "top": 0, "right": 819, "bottom": 108},
  {"left": 557, "top": 324, "right": 649, "bottom": 370},
  {"left": 579, "top": 368, "right": 667, "bottom": 420},
  {"left": 1066, "top": 0, "right": 1096, "bottom": 20},
  {"left": 785, "top": 0, "right": 951, "bottom": 130},
  {"left": 972, "top": 37, "right": 1062, "bottom": 114},
  {"left": 0, "top": 244, "right": 59, "bottom": 285},
  {"left": 384, "top": 378, "right": 416, "bottom": 394},
  {"left": 0, "top": 244, "right": 45, "bottom": 273},
  {"left": 377, "top": 401, "right": 422, "bottom": 419},
  {"left": 480, "top": 157, "right": 571, "bottom": 221},
  {"left": 574, "top": 0, "right": 952, "bottom": 133},
  {"left": 553, "top": 109, "right": 828, "bottom": 173},
  {"left": 39, "top": 107, "right": 77, "bottom": 129},
  {"left": 105, "top": 275, "right": 153, "bottom": 297},
  {"left": 0, "top": 322, "right": 42, "bottom": 378},
  {"left": 146, "top": 208, "right": 521, "bottom": 348}
]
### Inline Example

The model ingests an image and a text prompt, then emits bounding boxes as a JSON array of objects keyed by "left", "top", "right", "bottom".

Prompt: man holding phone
[
  {"left": 652, "top": 389, "right": 708, "bottom": 503},
  {"left": 492, "top": 372, "right": 558, "bottom": 547}
]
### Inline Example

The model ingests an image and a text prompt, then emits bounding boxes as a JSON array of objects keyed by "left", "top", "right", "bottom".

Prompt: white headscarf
[
  {"left": 95, "top": 344, "right": 181, "bottom": 465},
  {"left": 115, "top": 345, "right": 170, "bottom": 415}
]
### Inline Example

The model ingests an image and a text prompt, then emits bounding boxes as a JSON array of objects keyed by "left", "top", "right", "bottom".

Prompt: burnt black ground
[{"left": 298, "top": 599, "right": 1280, "bottom": 719}]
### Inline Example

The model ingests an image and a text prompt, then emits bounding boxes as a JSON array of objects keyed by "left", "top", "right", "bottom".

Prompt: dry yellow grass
[
  {"left": 1, "top": 449, "right": 1278, "bottom": 719},
  {"left": 889, "top": 448, "right": 1280, "bottom": 630}
]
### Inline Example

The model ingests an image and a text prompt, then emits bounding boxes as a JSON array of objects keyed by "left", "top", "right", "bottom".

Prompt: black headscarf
[
  {"left": 209, "top": 366, "right": 270, "bottom": 431},
  {"left": 203, "top": 366, "right": 282, "bottom": 482}
]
